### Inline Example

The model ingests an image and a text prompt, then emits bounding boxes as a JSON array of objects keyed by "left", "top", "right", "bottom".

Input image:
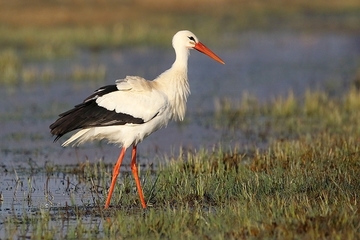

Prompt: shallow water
[
  {"left": 0, "top": 31, "right": 359, "bottom": 230},
  {"left": 0, "top": 168, "right": 107, "bottom": 238}
]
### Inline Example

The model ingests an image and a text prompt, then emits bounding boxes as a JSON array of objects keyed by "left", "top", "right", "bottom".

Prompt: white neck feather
[{"left": 155, "top": 47, "right": 190, "bottom": 121}]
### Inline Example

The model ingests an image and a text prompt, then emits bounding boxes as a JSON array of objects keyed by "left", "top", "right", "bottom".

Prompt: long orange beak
[{"left": 194, "top": 42, "right": 225, "bottom": 64}]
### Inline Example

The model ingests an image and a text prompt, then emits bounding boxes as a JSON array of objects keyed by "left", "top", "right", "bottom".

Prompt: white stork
[{"left": 50, "top": 30, "right": 225, "bottom": 209}]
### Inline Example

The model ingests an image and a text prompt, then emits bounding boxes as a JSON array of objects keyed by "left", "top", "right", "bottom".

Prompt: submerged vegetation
[{"left": 1, "top": 88, "right": 359, "bottom": 239}]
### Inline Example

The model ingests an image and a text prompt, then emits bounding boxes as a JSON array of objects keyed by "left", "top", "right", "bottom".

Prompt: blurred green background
[
  {"left": 0, "top": 0, "right": 359, "bottom": 50},
  {"left": 1, "top": 0, "right": 359, "bottom": 85}
]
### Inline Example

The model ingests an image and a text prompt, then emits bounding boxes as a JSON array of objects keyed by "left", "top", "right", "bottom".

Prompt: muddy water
[{"left": 0, "top": 31, "right": 359, "bottom": 228}]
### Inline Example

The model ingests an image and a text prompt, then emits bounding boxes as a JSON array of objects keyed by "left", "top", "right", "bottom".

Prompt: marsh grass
[
  {"left": 215, "top": 87, "right": 360, "bottom": 142},
  {"left": 71, "top": 64, "right": 107, "bottom": 82},
  {"left": 2, "top": 88, "right": 359, "bottom": 239},
  {"left": 0, "top": 48, "right": 106, "bottom": 85},
  {"left": 0, "top": 49, "right": 21, "bottom": 84}
]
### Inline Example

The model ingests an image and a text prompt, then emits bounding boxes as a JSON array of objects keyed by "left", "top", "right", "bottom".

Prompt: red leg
[
  {"left": 131, "top": 145, "right": 147, "bottom": 209},
  {"left": 104, "top": 147, "right": 126, "bottom": 209}
]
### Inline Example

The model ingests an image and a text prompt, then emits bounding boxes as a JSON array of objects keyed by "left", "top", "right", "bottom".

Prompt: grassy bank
[{"left": 2, "top": 88, "right": 359, "bottom": 239}]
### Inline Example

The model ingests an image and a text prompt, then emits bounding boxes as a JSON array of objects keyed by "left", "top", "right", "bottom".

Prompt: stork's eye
[{"left": 188, "top": 36, "right": 195, "bottom": 42}]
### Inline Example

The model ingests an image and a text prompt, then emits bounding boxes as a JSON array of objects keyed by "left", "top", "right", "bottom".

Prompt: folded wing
[{"left": 50, "top": 76, "right": 168, "bottom": 141}]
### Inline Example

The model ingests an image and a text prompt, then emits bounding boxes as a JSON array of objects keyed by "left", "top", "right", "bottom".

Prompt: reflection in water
[{"left": 0, "top": 170, "right": 97, "bottom": 213}]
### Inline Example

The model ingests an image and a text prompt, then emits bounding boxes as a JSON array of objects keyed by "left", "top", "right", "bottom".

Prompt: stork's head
[{"left": 172, "top": 30, "right": 225, "bottom": 64}]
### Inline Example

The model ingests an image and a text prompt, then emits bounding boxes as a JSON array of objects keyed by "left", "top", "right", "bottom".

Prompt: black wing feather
[{"left": 49, "top": 85, "right": 144, "bottom": 141}]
